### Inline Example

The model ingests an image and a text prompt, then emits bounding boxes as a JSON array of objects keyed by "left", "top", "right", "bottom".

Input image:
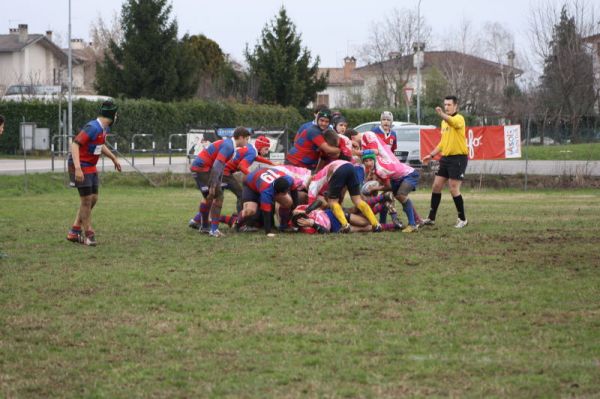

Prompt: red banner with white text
[{"left": 420, "top": 125, "right": 521, "bottom": 160}]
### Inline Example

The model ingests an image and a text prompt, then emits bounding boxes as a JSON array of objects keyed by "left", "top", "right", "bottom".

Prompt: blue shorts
[
  {"left": 325, "top": 209, "right": 342, "bottom": 233},
  {"left": 391, "top": 170, "right": 420, "bottom": 196}
]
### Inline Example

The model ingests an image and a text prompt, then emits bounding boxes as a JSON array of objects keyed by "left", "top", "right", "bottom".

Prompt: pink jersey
[
  {"left": 273, "top": 165, "right": 311, "bottom": 190},
  {"left": 338, "top": 134, "right": 357, "bottom": 164},
  {"left": 361, "top": 132, "right": 414, "bottom": 180},
  {"left": 308, "top": 159, "right": 350, "bottom": 202},
  {"left": 295, "top": 204, "right": 331, "bottom": 233}
]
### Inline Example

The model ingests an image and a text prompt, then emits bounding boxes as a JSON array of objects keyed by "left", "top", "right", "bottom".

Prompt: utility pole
[
  {"left": 68, "top": 0, "right": 73, "bottom": 140},
  {"left": 415, "top": 0, "right": 423, "bottom": 125}
]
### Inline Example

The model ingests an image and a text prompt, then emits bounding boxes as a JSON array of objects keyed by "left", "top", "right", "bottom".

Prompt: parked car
[
  {"left": 2, "top": 84, "right": 112, "bottom": 102},
  {"left": 521, "top": 136, "right": 555, "bottom": 145},
  {"left": 353, "top": 121, "right": 434, "bottom": 166},
  {"left": 354, "top": 121, "right": 414, "bottom": 133},
  {"left": 395, "top": 125, "right": 436, "bottom": 166}
]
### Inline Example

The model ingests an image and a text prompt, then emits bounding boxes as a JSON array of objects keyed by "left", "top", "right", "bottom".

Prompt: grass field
[
  {"left": 1, "top": 174, "right": 599, "bottom": 397},
  {"left": 522, "top": 142, "right": 600, "bottom": 161}
]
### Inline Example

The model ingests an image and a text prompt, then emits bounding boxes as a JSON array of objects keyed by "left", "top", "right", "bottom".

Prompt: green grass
[
  {"left": 523, "top": 142, "right": 600, "bottom": 160},
  {"left": 1, "top": 174, "right": 599, "bottom": 397}
]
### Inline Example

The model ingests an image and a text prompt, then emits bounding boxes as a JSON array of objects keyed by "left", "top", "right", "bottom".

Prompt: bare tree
[
  {"left": 359, "top": 7, "right": 432, "bottom": 107},
  {"left": 529, "top": 0, "right": 599, "bottom": 142},
  {"left": 89, "top": 11, "right": 123, "bottom": 55}
]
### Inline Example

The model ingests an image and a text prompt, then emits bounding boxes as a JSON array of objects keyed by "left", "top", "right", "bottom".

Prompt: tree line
[{"left": 92, "top": 0, "right": 599, "bottom": 142}]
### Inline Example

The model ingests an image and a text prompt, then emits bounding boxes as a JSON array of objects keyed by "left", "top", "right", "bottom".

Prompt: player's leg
[
  {"left": 208, "top": 186, "right": 225, "bottom": 237},
  {"left": 341, "top": 162, "right": 379, "bottom": 230},
  {"left": 190, "top": 172, "right": 212, "bottom": 232},
  {"left": 67, "top": 172, "right": 94, "bottom": 244},
  {"left": 424, "top": 158, "right": 449, "bottom": 225},
  {"left": 222, "top": 173, "right": 243, "bottom": 214},
  {"left": 447, "top": 155, "right": 468, "bottom": 228}
]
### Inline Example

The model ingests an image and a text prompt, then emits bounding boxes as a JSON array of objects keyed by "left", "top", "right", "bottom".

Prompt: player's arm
[
  {"left": 422, "top": 144, "right": 442, "bottom": 164},
  {"left": 317, "top": 141, "right": 340, "bottom": 158},
  {"left": 70, "top": 129, "right": 92, "bottom": 182},
  {"left": 208, "top": 143, "right": 234, "bottom": 190},
  {"left": 70, "top": 141, "right": 84, "bottom": 182},
  {"left": 259, "top": 191, "right": 275, "bottom": 235},
  {"left": 101, "top": 145, "right": 121, "bottom": 172},
  {"left": 255, "top": 155, "right": 274, "bottom": 166}
]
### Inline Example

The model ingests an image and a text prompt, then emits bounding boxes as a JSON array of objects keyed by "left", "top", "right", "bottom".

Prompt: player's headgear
[
  {"left": 362, "top": 153, "right": 376, "bottom": 162},
  {"left": 317, "top": 108, "right": 332, "bottom": 121},
  {"left": 99, "top": 100, "right": 118, "bottom": 120},
  {"left": 254, "top": 135, "right": 271, "bottom": 151},
  {"left": 380, "top": 111, "right": 393, "bottom": 122},
  {"left": 291, "top": 212, "right": 309, "bottom": 227},
  {"left": 273, "top": 177, "right": 291, "bottom": 193},
  {"left": 332, "top": 115, "right": 348, "bottom": 128}
]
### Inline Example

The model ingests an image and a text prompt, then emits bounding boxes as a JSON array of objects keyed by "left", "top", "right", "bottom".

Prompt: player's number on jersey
[{"left": 260, "top": 169, "right": 283, "bottom": 184}]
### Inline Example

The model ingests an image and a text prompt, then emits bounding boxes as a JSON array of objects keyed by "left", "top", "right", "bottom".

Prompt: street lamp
[
  {"left": 413, "top": 41, "right": 425, "bottom": 125},
  {"left": 414, "top": 0, "right": 423, "bottom": 125},
  {"left": 68, "top": 0, "right": 73, "bottom": 139}
]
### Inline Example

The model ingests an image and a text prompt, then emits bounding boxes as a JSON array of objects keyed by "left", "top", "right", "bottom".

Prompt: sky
[{"left": 0, "top": 0, "right": 556, "bottom": 71}]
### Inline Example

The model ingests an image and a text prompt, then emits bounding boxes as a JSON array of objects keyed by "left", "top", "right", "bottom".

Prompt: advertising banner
[{"left": 420, "top": 125, "right": 521, "bottom": 160}]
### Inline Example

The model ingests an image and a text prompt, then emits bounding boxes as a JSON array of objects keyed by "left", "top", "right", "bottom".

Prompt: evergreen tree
[
  {"left": 539, "top": 6, "right": 595, "bottom": 142},
  {"left": 95, "top": 0, "right": 188, "bottom": 101},
  {"left": 245, "top": 7, "right": 327, "bottom": 108}
]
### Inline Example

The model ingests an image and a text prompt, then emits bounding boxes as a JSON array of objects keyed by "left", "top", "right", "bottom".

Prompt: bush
[{"left": 0, "top": 99, "right": 304, "bottom": 154}]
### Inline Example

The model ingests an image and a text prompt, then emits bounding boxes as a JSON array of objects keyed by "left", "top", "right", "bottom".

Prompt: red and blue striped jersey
[
  {"left": 224, "top": 144, "right": 274, "bottom": 175},
  {"left": 285, "top": 125, "right": 326, "bottom": 170},
  {"left": 244, "top": 167, "right": 295, "bottom": 212},
  {"left": 372, "top": 126, "right": 397, "bottom": 152},
  {"left": 68, "top": 119, "right": 107, "bottom": 174},
  {"left": 190, "top": 138, "right": 235, "bottom": 172},
  {"left": 225, "top": 144, "right": 258, "bottom": 175}
]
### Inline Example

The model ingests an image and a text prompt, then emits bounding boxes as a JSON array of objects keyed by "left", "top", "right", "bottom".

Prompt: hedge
[
  {"left": 0, "top": 99, "right": 305, "bottom": 154},
  {"left": 0, "top": 99, "right": 477, "bottom": 154}
]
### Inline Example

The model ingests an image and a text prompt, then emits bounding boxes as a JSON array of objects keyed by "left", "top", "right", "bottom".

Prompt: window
[{"left": 316, "top": 94, "right": 329, "bottom": 107}]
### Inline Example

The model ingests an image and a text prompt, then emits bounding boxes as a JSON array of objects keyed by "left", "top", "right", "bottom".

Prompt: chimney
[
  {"left": 9, "top": 28, "right": 18, "bottom": 35},
  {"left": 388, "top": 52, "right": 401, "bottom": 59},
  {"left": 70, "top": 38, "right": 85, "bottom": 50},
  {"left": 18, "top": 24, "right": 28, "bottom": 43},
  {"left": 343, "top": 56, "right": 356, "bottom": 80},
  {"left": 46, "top": 30, "right": 53, "bottom": 42}
]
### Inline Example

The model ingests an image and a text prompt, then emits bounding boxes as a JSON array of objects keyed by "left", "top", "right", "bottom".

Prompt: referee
[{"left": 422, "top": 95, "right": 469, "bottom": 228}]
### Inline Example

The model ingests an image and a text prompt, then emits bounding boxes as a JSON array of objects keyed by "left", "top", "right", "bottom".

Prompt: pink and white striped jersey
[
  {"left": 295, "top": 204, "right": 331, "bottom": 233},
  {"left": 308, "top": 159, "right": 350, "bottom": 202},
  {"left": 361, "top": 131, "right": 414, "bottom": 180},
  {"left": 273, "top": 165, "right": 311, "bottom": 190}
]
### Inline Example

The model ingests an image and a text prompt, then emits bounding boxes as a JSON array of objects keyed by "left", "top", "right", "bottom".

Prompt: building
[
  {"left": 317, "top": 51, "right": 522, "bottom": 111},
  {"left": 583, "top": 33, "right": 600, "bottom": 112},
  {"left": 0, "top": 24, "right": 99, "bottom": 95},
  {"left": 0, "top": 25, "right": 70, "bottom": 94}
]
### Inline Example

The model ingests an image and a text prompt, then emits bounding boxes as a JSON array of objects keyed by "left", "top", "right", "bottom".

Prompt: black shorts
[
  {"left": 437, "top": 155, "right": 468, "bottom": 180},
  {"left": 69, "top": 172, "right": 99, "bottom": 196},
  {"left": 328, "top": 163, "right": 361, "bottom": 199},
  {"left": 241, "top": 184, "right": 261, "bottom": 204},
  {"left": 192, "top": 171, "right": 224, "bottom": 200}
]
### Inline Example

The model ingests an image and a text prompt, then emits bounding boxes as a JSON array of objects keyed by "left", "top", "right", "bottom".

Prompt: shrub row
[
  {"left": 0, "top": 99, "right": 467, "bottom": 154},
  {"left": 0, "top": 99, "right": 305, "bottom": 154}
]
